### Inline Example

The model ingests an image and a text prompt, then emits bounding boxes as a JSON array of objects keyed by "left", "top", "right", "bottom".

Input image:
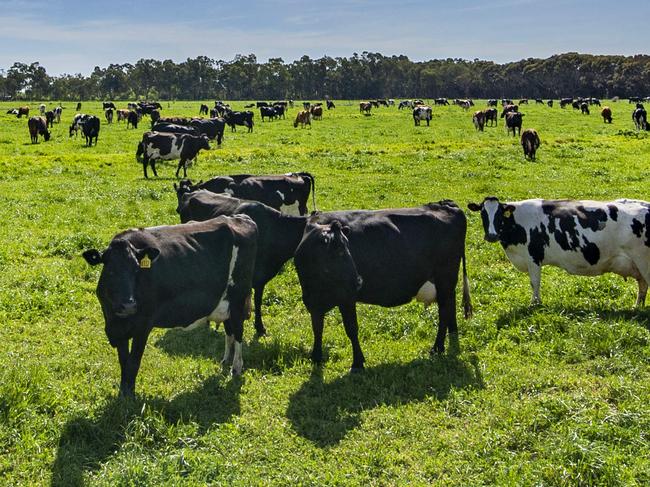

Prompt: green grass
[{"left": 1, "top": 99, "right": 649, "bottom": 485}]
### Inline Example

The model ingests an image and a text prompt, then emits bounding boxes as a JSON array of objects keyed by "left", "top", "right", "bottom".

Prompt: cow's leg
[
  {"left": 528, "top": 263, "right": 542, "bottom": 305},
  {"left": 151, "top": 161, "right": 158, "bottom": 177},
  {"left": 338, "top": 303, "right": 365, "bottom": 372},
  {"left": 431, "top": 274, "right": 458, "bottom": 354},
  {"left": 221, "top": 319, "right": 235, "bottom": 366},
  {"left": 229, "top": 304, "right": 246, "bottom": 376},
  {"left": 117, "top": 332, "right": 149, "bottom": 397},
  {"left": 175, "top": 160, "right": 183, "bottom": 179},
  {"left": 253, "top": 284, "right": 267, "bottom": 336},
  {"left": 310, "top": 311, "right": 325, "bottom": 364},
  {"left": 635, "top": 278, "right": 648, "bottom": 308}
]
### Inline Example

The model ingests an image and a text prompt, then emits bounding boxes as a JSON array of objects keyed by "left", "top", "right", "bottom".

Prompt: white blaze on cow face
[
  {"left": 483, "top": 199, "right": 500, "bottom": 240},
  {"left": 415, "top": 281, "right": 437, "bottom": 306}
]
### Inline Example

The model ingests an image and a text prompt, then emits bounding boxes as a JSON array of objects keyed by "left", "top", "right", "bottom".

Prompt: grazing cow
[
  {"left": 7, "top": 108, "right": 18, "bottom": 115},
  {"left": 127, "top": 111, "right": 139, "bottom": 129},
  {"left": 152, "top": 122, "right": 200, "bottom": 136},
  {"left": 76, "top": 102, "right": 82, "bottom": 111},
  {"left": 547, "top": 100, "right": 554, "bottom": 108},
  {"left": 487, "top": 99, "right": 498, "bottom": 107},
  {"left": 244, "top": 103, "right": 255, "bottom": 108},
  {"left": 39, "top": 104, "right": 46, "bottom": 115},
  {"left": 17, "top": 106, "right": 29, "bottom": 118},
  {"left": 260, "top": 106, "right": 277, "bottom": 122},
  {"left": 82, "top": 215, "right": 258, "bottom": 395},
  {"left": 44, "top": 110, "right": 55, "bottom": 128},
  {"left": 359, "top": 102, "right": 372, "bottom": 115},
  {"left": 224, "top": 111, "right": 254, "bottom": 132},
  {"left": 326, "top": 100, "right": 335, "bottom": 110},
  {"left": 399, "top": 100, "right": 413, "bottom": 109},
  {"left": 521, "top": 128, "right": 540, "bottom": 160},
  {"left": 601, "top": 106, "right": 613, "bottom": 123},
  {"left": 179, "top": 172, "right": 316, "bottom": 216},
  {"left": 572, "top": 100, "right": 580, "bottom": 110},
  {"left": 560, "top": 98, "right": 573, "bottom": 108},
  {"left": 473, "top": 110, "right": 486, "bottom": 131},
  {"left": 28, "top": 116, "right": 50, "bottom": 143},
  {"left": 413, "top": 99, "right": 425, "bottom": 106},
  {"left": 103, "top": 102, "right": 116, "bottom": 110},
  {"left": 136, "top": 131, "right": 210, "bottom": 178},
  {"left": 505, "top": 112, "right": 524, "bottom": 136},
  {"left": 310, "top": 105, "right": 323, "bottom": 120},
  {"left": 81, "top": 116, "right": 100, "bottom": 146},
  {"left": 519, "top": 99, "right": 529, "bottom": 105},
  {"left": 581, "top": 102, "right": 590, "bottom": 115},
  {"left": 633, "top": 106, "right": 647, "bottom": 130},
  {"left": 156, "top": 116, "right": 192, "bottom": 126},
  {"left": 293, "top": 201, "right": 472, "bottom": 370},
  {"left": 413, "top": 106, "right": 432, "bottom": 126},
  {"left": 387, "top": 99, "right": 395, "bottom": 106},
  {"left": 175, "top": 190, "right": 306, "bottom": 337},
  {"left": 468, "top": 197, "right": 650, "bottom": 307},
  {"left": 535, "top": 99, "right": 544, "bottom": 104},
  {"left": 199, "top": 104, "right": 209, "bottom": 115},
  {"left": 69, "top": 113, "right": 89, "bottom": 137},
  {"left": 484, "top": 108, "right": 498, "bottom": 127},
  {"left": 190, "top": 118, "right": 226, "bottom": 145},
  {"left": 257, "top": 101, "right": 270, "bottom": 108},
  {"left": 435, "top": 98, "right": 450, "bottom": 106},
  {"left": 105, "top": 108, "right": 114, "bottom": 124},
  {"left": 54, "top": 106, "right": 63, "bottom": 123},
  {"left": 500, "top": 104, "right": 518, "bottom": 117},
  {"left": 293, "top": 110, "right": 311, "bottom": 128}
]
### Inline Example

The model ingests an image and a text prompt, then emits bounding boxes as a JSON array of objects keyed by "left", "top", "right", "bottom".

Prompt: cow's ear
[
  {"left": 503, "top": 205, "right": 516, "bottom": 218},
  {"left": 82, "top": 249, "right": 103, "bottom": 266},
  {"left": 467, "top": 202, "right": 482, "bottom": 212},
  {"left": 136, "top": 247, "right": 161, "bottom": 268}
]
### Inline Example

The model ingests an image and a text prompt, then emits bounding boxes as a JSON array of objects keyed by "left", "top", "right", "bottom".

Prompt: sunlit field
[{"left": 1, "top": 99, "right": 649, "bottom": 485}]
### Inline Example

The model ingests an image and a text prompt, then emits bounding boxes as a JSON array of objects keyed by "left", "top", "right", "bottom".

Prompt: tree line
[{"left": 1, "top": 52, "right": 649, "bottom": 101}]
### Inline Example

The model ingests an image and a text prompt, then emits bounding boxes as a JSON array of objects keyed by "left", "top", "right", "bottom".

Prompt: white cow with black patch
[
  {"left": 413, "top": 105, "right": 432, "bottom": 126},
  {"left": 468, "top": 197, "right": 650, "bottom": 306}
]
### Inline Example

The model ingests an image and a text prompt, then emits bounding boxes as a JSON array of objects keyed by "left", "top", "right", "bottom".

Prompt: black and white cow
[
  {"left": 179, "top": 172, "right": 316, "bottom": 215},
  {"left": 633, "top": 106, "right": 647, "bottom": 131},
  {"left": 174, "top": 189, "right": 308, "bottom": 336},
  {"left": 224, "top": 111, "right": 254, "bottom": 132},
  {"left": 103, "top": 102, "right": 116, "bottom": 110},
  {"left": 152, "top": 122, "right": 200, "bottom": 136},
  {"left": 260, "top": 106, "right": 277, "bottom": 122},
  {"left": 293, "top": 202, "right": 472, "bottom": 371},
  {"left": 69, "top": 113, "right": 89, "bottom": 137},
  {"left": 413, "top": 105, "right": 432, "bottom": 126},
  {"left": 468, "top": 197, "right": 650, "bottom": 306},
  {"left": 136, "top": 131, "right": 210, "bottom": 178},
  {"left": 190, "top": 118, "right": 226, "bottom": 145},
  {"left": 505, "top": 112, "right": 524, "bottom": 136},
  {"left": 82, "top": 215, "right": 258, "bottom": 396}
]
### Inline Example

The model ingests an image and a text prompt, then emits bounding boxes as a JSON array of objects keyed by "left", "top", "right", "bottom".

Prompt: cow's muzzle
[{"left": 115, "top": 300, "right": 137, "bottom": 317}]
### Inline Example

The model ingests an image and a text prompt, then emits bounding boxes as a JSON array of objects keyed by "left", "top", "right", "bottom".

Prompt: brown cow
[
  {"left": 521, "top": 128, "right": 540, "bottom": 160},
  {"left": 28, "top": 116, "right": 51, "bottom": 143},
  {"left": 293, "top": 110, "right": 311, "bottom": 128},
  {"left": 17, "top": 106, "right": 29, "bottom": 118},
  {"left": 359, "top": 102, "right": 372, "bottom": 115},
  {"left": 473, "top": 110, "right": 485, "bottom": 131},
  {"left": 117, "top": 109, "right": 130, "bottom": 123},
  {"left": 601, "top": 106, "right": 613, "bottom": 123}
]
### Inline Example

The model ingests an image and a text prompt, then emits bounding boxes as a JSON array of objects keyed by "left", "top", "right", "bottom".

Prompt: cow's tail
[
  {"left": 135, "top": 141, "right": 144, "bottom": 163},
  {"left": 461, "top": 251, "right": 472, "bottom": 319},
  {"left": 299, "top": 172, "right": 317, "bottom": 212}
]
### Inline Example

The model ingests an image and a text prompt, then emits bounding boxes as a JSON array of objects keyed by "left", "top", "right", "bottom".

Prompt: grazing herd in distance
[{"left": 7, "top": 96, "right": 650, "bottom": 176}]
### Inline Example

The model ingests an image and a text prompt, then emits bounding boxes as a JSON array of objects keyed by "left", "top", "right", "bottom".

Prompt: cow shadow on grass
[
  {"left": 156, "top": 325, "right": 307, "bottom": 373},
  {"left": 50, "top": 374, "right": 241, "bottom": 486},
  {"left": 495, "top": 304, "right": 650, "bottom": 331},
  {"left": 286, "top": 352, "right": 484, "bottom": 448}
]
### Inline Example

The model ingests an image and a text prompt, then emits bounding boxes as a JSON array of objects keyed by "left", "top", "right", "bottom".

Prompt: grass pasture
[{"left": 1, "top": 99, "right": 650, "bottom": 485}]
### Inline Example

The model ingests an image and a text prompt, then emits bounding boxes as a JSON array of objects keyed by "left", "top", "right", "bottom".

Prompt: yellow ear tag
[
  {"left": 503, "top": 210, "right": 512, "bottom": 218},
  {"left": 139, "top": 255, "right": 151, "bottom": 269}
]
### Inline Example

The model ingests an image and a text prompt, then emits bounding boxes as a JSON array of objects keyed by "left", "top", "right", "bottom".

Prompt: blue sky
[{"left": 1, "top": 0, "right": 649, "bottom": 75}]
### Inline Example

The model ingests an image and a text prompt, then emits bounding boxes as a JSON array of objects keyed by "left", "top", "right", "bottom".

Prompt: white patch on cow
[
  {"left": 231, "top": 341, "right": 243, "bottom": 375},
  {"left": 415, "top": 281, "right": 437, "bottom": 306},
  {"left": 276, "top": 190, "right": 285, "bottom": 201},
  {"left": 145, "top": 136, "right": 185, "bottom": 161},
  {"left": 224, "top": 188, "right": 234, "bottom": 196},
  {"left": 483, "top": 199, "right": 500, "bottom": 237}
]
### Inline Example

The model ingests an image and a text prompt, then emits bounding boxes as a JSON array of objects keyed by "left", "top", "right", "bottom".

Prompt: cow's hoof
[{"left": 255, "top": 327, "right": 267, "bottom": 337}]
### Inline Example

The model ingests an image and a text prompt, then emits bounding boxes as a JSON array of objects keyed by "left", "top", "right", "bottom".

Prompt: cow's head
[
  {"left": 199, "top": 135, "right": 210, "bottom": 151},
  {"left": 468, "top": 197, "right": 516, "bottom": 243},
  {"left": 83, "top": 240, "right": 160, "bottom": 318},
  {"left": 295, "top": 220, "right": 363, "bottom": 312},
  {"left": 173, "top": 180, "right": 197, "bottom": 213},
  {"left": 43, "top": 130, "right": 51, "bottom": 141}
]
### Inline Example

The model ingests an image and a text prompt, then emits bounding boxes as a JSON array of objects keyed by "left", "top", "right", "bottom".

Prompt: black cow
[
  {"left": 256, "top": 101, "right": 270, "bottom": 108},
  {"left": 105, "top": 108, "right": 114, "bottom": 124},
  {"left": 81, "top": 116, "right": 100, "bottom": 146},
  {"left": 103, "top": 102, "right": 116, "bottom": 110},
  {"left": 190, "top": 118, "right": 226, "bottom": 145},
  {"left": 293, "top": 202, "right": 472, "bottom": 371},
  {"left": 44, "top": 110, "right": 55, "bottom": 128},
  {"left": 326, "top": 100, "right": 335, "bottom": 110},
  {"left": 274, "top": 105, "right": 286, "bottom": 119},
  {"left": 484, "top": 107, "right": 498, "bottom": 126},
  {"left": 82, "top": 215, "right": 258, "bottom": 396},
  {"left": 179, "top": 172, "right": 316, "bottom": 216},
  {"left": 152, "top": 122, "right": 200, "bottom": 136},
  {"left": 487, "top": 99, "right": 498, "bottom": 107},
  {"left": 150, "top": 109, "right": 161, "bottom": 125},
  {"left": 136, "top": 132, "right": 210, "bottom": 178},
  {"left": 560, "top": 98, "right": 573, "bottom": 108},
  {"left": 175, "top": 190, "right": 308, "bottom": 336},
  {"left": 581, "top": 102, "right": 590, "bottom": 115},
  {"left": 28, "top": 116, "right": 50, "bottom": 143},
  {"left": 127, "top": 111, "right": 139, "bottom": 129},
  {"left": 224, "top": 111, "right": 254, "bottom": 132},
  {"left": 260, "top": 106, "right": 277, "bottom": 122},
  {"left": 76, "top": 102, "right": 82, "bottom": 111},
  {"left": 199, "top": 104, "right": 209, "bottom": 115},
  {"left": 413, "top": 106, "right": 432, "bottom": 126},
  {"left": 505, "top": 112, "right": 524, "bottom": 136},
  {"left": 547, "top": 100, "right": 554, "bottom": 108},
  {"left": 521, "top": 128, "right": 540, "bottom": 160}
]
